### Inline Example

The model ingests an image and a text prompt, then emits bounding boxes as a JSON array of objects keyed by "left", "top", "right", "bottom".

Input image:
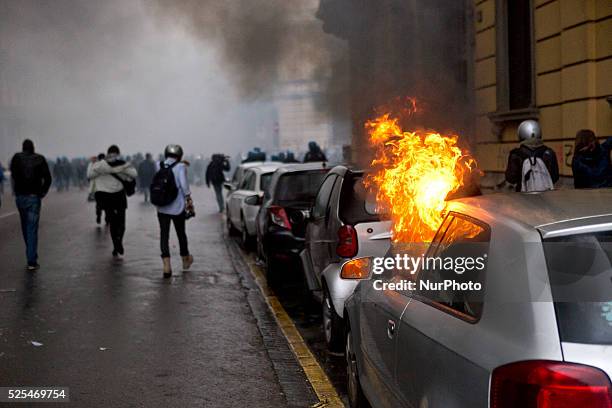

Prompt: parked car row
[{"left": 226, "top": 162, "right": 612, "bottom": 408}]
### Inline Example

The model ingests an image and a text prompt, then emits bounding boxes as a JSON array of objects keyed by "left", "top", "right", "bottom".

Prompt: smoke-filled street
[
  {"left": 1, "top": 0, "right": 611, "bottom": 407},
  {"left": 0, "top": 189, "right": 321, "bottom": 407}
]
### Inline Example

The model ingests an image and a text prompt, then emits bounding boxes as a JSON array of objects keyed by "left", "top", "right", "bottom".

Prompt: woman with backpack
[
  {"left": 151, "top": 145, "right": 194, "bottom": 278},
  {"left": 87, "top": 145, "right": 137, "bottom": 257}
]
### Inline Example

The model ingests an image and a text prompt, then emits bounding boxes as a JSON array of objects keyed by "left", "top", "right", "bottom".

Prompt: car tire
[
  {"left": 323, "top": 287, "right": 344, "bottom": 352},
  {"left": 346, "top": 325, "right": 370, "bottom": 408}
]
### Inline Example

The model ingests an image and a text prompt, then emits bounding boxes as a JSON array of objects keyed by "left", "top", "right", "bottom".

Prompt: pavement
[{"left": 0, "top": 188, "right": 319, "bottom": 407}]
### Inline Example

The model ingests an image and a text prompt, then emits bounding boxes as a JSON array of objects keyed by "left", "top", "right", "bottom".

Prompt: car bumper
[{"left": 264, "top": 229, "right": 305, "bottom": 261}]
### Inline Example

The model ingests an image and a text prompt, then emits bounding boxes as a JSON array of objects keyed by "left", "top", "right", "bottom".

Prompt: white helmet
[{"left": 517, "top": 120, "right": 541, "bottom": 143}]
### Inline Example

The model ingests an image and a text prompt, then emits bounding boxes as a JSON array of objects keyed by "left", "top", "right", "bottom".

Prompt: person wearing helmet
[
  {"left": 155, "top": 144, "right": 194, "bottom": 278},
  {"left": 505, "top": 120, "right": 559, "bottom": 192},
  {"left": 303, "top": 141, "right": 327, "bottom": 162}
]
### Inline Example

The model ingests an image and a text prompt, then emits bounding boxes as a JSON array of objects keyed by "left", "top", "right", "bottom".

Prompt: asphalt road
[{"left": 0, "top": 188, "right": 317, "bottom": 407}]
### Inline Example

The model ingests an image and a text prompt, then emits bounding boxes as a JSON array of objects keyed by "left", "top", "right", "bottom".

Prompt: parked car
[
  {"left": 256, "top": 162, "right": 331, "bottom": 285},
  {"left": 300, "top": 165, "right": 391, "bottom": 351},
  {"left": 343, "top": 188, "right": 612, "bottom": 408},
  {"left": 224, "top": 161, "right": 267, "bottom": 193},
  {"left": 226, "top": 163, "right": 284, "bottom": 248}
]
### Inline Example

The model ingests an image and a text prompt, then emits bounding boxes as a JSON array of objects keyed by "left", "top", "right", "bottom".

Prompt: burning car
[{"left": 342, "top": 188, "right": 612, "bottom": 408}]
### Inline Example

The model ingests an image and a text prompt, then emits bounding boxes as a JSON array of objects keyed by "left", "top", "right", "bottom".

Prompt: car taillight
[
  {"left": 336, "top": 225, "right": 358, "bottom": 258},
  {"left": 491, "top": 360, "right": 612, "bottom": 408},
  {"left": 269, "top": 206, "right": 291, "bottom": 230}
]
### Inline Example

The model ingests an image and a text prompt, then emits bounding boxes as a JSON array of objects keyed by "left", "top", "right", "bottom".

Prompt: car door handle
[{"left": 387, "top": 319, "right": 396, "bottom": 339}]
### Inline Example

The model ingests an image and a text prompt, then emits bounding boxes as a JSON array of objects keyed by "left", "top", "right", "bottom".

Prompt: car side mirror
[
  {"left": 340, "top": 257, "right": 373, "bottom": 280},
  {"left": 223, "top": 182, "right": 233, "bottom": 191},
  {"left": 245, "top": 194, "right": 263, "bottom": 206}
]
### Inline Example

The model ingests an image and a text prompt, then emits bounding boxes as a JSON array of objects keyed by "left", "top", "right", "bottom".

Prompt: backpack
[
  {"left": 111, "top": 173, "right": 136, "bottom": 197},
  {"left": 150, "top": 161, "right": 179, "bottom": 206},
  {"left": 521, "top": 153, "right": 554, "bottom": 192}
]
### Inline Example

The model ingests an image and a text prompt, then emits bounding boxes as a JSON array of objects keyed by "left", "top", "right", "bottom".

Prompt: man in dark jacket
[
  {"left": 505, "top": 120, "right": 559, "bottom": 192},
  {"left": 303, "top": 141, "right": 327, "bottom": 162},
  {"left": 205, "top": 154, "right": 230, "bottom": 213},
  {"left": 10, "top": 139, "right": 52, "bottom": 270},
  {"left": 138, "top": 153, "right": 156, "bottom": 203}
]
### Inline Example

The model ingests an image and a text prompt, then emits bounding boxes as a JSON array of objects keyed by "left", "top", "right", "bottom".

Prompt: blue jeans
[
  {"left": 16, "top": 195, "right": 41, "bottom": 265},
  {"left": 213, "top": 183, "right": 224, "bottom": 212}
]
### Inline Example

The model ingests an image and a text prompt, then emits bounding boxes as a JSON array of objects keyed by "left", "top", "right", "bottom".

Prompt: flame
[{"left": 365, "top": 101, "right": 477, "bottom": 243}]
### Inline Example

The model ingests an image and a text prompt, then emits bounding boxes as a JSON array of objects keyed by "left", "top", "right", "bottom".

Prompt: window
[
  {"left": 275, "top": 170, "right": 329, "bottom": 204},
  {"left": 492, "top": 0, "right": 537, "bottom": 122},
  {"left": 415, "top": 213, "right": 491, "bottom": 321},
  {"left": 239, "top": 171, "right": 255, "bottom": 190},
  {"left": 543, "top": 231, "right": 612, "bottom": 345},
  {"left": 260, "top": 173, "right": 273, "bottom": 194},
  {"left": 312, "top": 175, "right": 337, "bottom": 219}
]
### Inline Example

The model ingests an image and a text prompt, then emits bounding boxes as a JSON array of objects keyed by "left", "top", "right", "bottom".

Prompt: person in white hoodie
[{"left": 87, "top": 145, "right": 137, "bottom": 257}]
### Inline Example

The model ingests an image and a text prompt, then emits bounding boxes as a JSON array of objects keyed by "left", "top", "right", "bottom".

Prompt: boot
[
  {"left": 162, "top": 257, "right": 172, "bottom": 278},
  {"left": 182, "top": 255, "right": 194, "bottom": 271}
]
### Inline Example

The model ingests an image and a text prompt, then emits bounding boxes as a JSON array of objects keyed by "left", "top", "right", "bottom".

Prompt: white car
[{"left": 226, "top": 163, "right": 284, "bottom": 248}]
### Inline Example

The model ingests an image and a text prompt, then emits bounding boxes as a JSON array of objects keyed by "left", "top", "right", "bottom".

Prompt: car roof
[
  {"left": 273, "top": 162, "right": 330, "bottom": 174},
  {"left": 248, "top": 163, "right": 285, "bottom": 174},
  {"left": 449, "top": 189, "right": 612, "bottom": 234},
  {"left": 237, "top": 161, "right": 275, "bottom": 170}
]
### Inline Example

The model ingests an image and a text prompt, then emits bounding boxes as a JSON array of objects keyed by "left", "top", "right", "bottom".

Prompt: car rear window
[
  {"left": 260, "top": 173, "right": 273, "bottom": 194},
  {"left": 275, "top": 170, "right": 328, "bottom": 203},
  {"left": 339, "top": 175, "right": 383, "bottom": 224},
  {"left": 543, "top": 231, "right": 612, "bottom": 345}
]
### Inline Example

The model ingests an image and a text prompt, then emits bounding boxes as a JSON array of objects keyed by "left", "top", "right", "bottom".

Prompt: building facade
[{"left": 472, "top": 0, "right": 612, "bottom": 180}]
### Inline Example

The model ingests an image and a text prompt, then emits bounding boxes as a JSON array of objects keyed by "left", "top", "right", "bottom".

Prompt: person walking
[
  {"left": 572, "top": 129, "right": 612, "bottom": 189},
  {"left": 505, "top": 120, "right": 559, "bottom": 192},
  {"left": 9, "top": 139, "right": 52, "bottom": 270},
  {"left": 151, "top": 145, "right": 194, "bottom": 278},
  {"left": 87, "top": 145, "right": 137, "bottom": 257},
  {"left": 138, "top": 153, "right": 156, "bottom": 203},
  {"left": 205, "top": 154, "right": 230, "bottom": 213},
  {"left": 303, "top": 141, "right": 327, "bottom": 162}
]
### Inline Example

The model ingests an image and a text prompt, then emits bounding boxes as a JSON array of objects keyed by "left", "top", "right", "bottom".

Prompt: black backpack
[
  {"left": 111, "top": 174, "right": 136, "bottom": 197},
  {"left": 150, "top": 161, "right": 179, "bottom": 206}
]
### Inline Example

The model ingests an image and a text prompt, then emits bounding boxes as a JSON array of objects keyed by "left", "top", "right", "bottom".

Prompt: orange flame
[{"left": 365, "top": 101, "right": 477, "bottom": 243}]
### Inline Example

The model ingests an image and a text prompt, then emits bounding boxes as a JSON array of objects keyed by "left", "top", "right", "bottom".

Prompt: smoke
[
  {"left": 147, "top": 0, "right": 335, "bottom": 98},
  {"left": 0, "top": 0, "right": 277, "bottom": 163}
]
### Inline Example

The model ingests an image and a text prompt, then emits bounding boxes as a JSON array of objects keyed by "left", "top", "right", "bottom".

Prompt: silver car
[
  {"left": 343, "top": 188, "right": 612, "bottom": 408},
  {"left": 226, "top": 163, "right": 284, "bottom": 248},
  {"left": 301, "top": 166, "right": 391, "bottom": 351}
]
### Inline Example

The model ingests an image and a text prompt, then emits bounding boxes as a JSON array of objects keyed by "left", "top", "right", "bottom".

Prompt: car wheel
[
  {"left": 346, "top": 326, "right": 370, "bottom": 408},
  {"left": 323, "top": 287, "right": 344, "bottom": 352}
]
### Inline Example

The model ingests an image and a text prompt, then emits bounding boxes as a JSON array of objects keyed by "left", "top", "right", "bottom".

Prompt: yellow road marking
[{"left": 241, "top": 252, "right": 346, "bottom": 408}]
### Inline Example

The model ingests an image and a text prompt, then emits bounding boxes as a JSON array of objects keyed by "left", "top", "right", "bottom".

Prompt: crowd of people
[{"left": 3, "top": 128, "right": 611, "bottom": 277}]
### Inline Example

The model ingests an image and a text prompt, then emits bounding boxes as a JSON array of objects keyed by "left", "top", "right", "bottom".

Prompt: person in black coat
[
  {"left": 205, "top": 154, "right": 230, "bottom": 213},
  {"left": 10, "top": 139, "right": 52, "bottom": 270},
  {"left": 572, "top": 129, "right": 612, "bottom": 189}
]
